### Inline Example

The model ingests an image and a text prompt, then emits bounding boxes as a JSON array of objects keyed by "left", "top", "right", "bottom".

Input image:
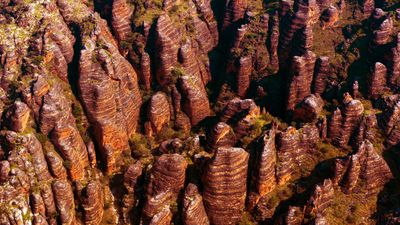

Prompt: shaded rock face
[
  {"left": 333, "top": 140, "right": 392, "bottom": 194},
  {"left": 202, "top": 147, "right": 249, "bottom": 225},
  {"left": 368, "top": 62, "right": 388, "bottom": 98},
  {"left": 52, "top": 179, "right": 76, "bottom": 225},
  {"left": 220, "top": 98, "right": 261, "bottom": 138},
  {"left": 5, "top": 101, "right": 30, "bottom": 133},
  {"left": 143, "top": 154, "right": 188, "bottom": 221},
  {"left": 329, "top": 93, "right": 364, "bottom": 147},
  {"left": 148, "top": 92, "right": 171, "bottom": 134},
  {"left": 183, "top": 183, "right": 210, "bottom": 225},
  {"left": 254, "top": 128, "right": 277, "bottom": 196},
  {"left": 82, "top": 181, "right": 104, "bottom": 225},
  {"left": 286, "top": 51, "right": 317, "bottom": 114},
  {"left": 122, "top": 161, "right": 142, "bottom": 224},
  {"left": 293, "top": 94, "right": 324, "bottom": 122},
  {"left": 276, "top": 125, "right": 319, "bottom": 184},
  {"left": 223, "top": 0, "right": 248, "bottom": 31}
]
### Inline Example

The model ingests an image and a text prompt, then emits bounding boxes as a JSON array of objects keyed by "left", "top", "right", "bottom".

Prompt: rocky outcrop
[
  {"left": 286, "top": 51, "right": 317, "bottom": 113},
  {"left": 360, "top": 0, "right": 375, "bottom": 16},
  {"left": 82, "top": 181, "right": 104, "bottom": 225},
  {"left": 313, "top": 56, "right": 329, "bottom": 95},
  {"left": 52, "top": 179, "right": 76, "bottom": 225},
  {"left": 148, "top": 92, "right": 171, "bottom": 134},
  {"left": 111, "top": 0, "right": 133, "bottom": 42},
  {"left": 183, "top": 183, "right": 210, "bottom": 225},
  {"left": 155, "top": 14, "right": 180, "bottom": 87},
  {"left": 276, "top": 125, "right": 319, "bottom": 185},
  {"left": 179, "top": 72, "right": 211, "bottom": 125},
  {"left": 269, "top": 11, "right": 280, "bottom": 73},
  {"left": 333, "top": 140, "right": 392, "bottom": 194},
  {"left": 320, "top": 6, "right": 339, "bottom": 29},
  {"left": 122, "top": 161, "right": 142, "bottom": 224},
  {"left": 237, "top": 56, "right": 252, "bottom": 97},
  {"left": 368, "top": 62, "right": 387, "bottom": 98},
  {"left": 79, "top": 15, "right": 142, "bottom": 174},
  {"left": 372, "top": 17, "right": 393, "bottom": 46},
  {"left": 389, "top": 33, "right": 400, "bottom": 87},
  {"left": 255, "top": 127, "right": 277, "bottom": 197},
  {"left": 305, "top": 179, "right": 334, "bottom": 219},
  {"left": 26, "top": 81, "right": 89, "bottom": 181},
  {"left": 329, "top": 93, "right": 364, "bottom": 147},
  {"left": 5, "top": 101, "right": 30, "bottom": 133},
  {"left": 293, "top": 94, "right": 324, "bottom": 122},
  {"left": 202, "top": 147, "right": 249, "bottom": 225},
  {"left": 206, "top": 122, "right": 237, "bottom": 152},
  {"left": 222, "top": 0, "right": 248, "bottom": 31},
  {"left": 143, "top": 154, "right": 188, "bottom": 220},
  {"left": 356, "top": 114, "right": 378, "bottom": 146}
]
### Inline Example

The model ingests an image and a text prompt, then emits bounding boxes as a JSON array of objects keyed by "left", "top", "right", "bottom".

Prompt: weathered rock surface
[
  {"left": 206, "top": 122, "right": 237, "bottom": 152},
  {"left": 293, "top": 94, "right": 324, "bottom": 122},
  {"left": 183, "top": 183, "right": 210, "bottom": 225},
  {"left": 329, "top": 93, "right": 364, "bottom": 147},
  {"left": 368, "top": 62, "right": 387, "bottom": 98},
  {"left": 78, "top": 14, "right": 142, "bottom": 174},
  {"left": 333, "top": 140, "right": 392, "bottom": 194},
  {"left": 143, "top": 154, "right": 188, "bottom": 220},
  {"left": 82, "top": 181, "right": 104, "bottom": 225},
  {"left": 148, "top": 92, "right": 171, "bottom": 134},
  {"left": 202, "top": 147, "right": 249, "bottom": 225}
]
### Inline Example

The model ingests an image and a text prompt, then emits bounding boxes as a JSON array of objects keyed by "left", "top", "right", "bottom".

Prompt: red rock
[
  {"left": 286, "top": 51, "right": 316, "bottom": 112},
  {"left": 255, "top": 127, "right": 277, "bottom": 197},
  {"left": 269, "top": 12, "right": 280, "bottom": 73},
  {"left": 5, "top": 101, "right": 30, "bottom": 133},
  {"left": 389, "top": 33, "right": 400, "bottom": 87},
  {"left": 183, "top": 183, "right": 210, "bottom": 225},
  {"left": 313, "top": 56, "right": 329, "bottom": 95},
  {"left": 237, "top": 56, "right": 252, "bottom": 97},
  {"left": 320, "top": 6, "right": 339, "bottom": 29},
  {"left": 285, "top": 206, "right": 304, "bottom": 225},
  {"left": 148, "top": 92, "right": 171, "bottom": 134},
  {"left": 202, "top": 147, "right": 249, "bottom": 225},
  {"left": 45, "top": 148, "right": 68, "bottom": 180},
  {"left": 373, "top": 17, "right": 393, "bottom": 46},
  {"left": 206, "top": 122, "right": 237, "bottom": 152},
  {"left": 140, "top": 52, "right": 152, "bottom": 91},
  {"left": 82, "top": 181, "right": 104, "bottom": 225},
  {"left": 111, "top": 0, "right": 133, "bottom": 42},
  {"left": 79, "top": 15, "right": 142, "bottom": 174},
  {"left": 143, "top": 154, "right": 187, "bottom": 219},
  {"left": 122, "top": 161, "right": 142, "bottom": 224},
  {"left": 360, "top": 0, "right": 375, "bottom": 16},
  {"left": 305, "top": 179, "right": 334, "bottom": 217},
  {"left": 222, "top": 0, "right": 248, "bottom": 31},
  {"left": 333, "top": 140, "right": 393, "bottom": 194},
  {"left": 293, "top": 94, "right": 324, "bottom": 122},
  {"left": 368, "top": 62, "right": 387, "bottom": 98},
  {"left": 179, "top": 74, "right": 210, "bottom": 125},
  {"left": 52, "top": 179, "right": 76, "bottom": 225},
  {"left": 149, "top": 207, "right": 173, "bottom": 225},
  {"left": 155, "top": 14, "right": 180, "bottom": 87}
]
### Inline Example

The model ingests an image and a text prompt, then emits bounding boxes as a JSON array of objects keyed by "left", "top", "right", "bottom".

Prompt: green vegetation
[
  {"left": 326, "top": 190, "right": 377, "bottom": 224},
  {"left": 129, "top": 133, "right": 155, "bottom": 166}
]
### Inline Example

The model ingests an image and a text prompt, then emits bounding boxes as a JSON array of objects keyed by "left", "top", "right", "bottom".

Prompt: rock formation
[{"left": 202, "top": 147, "right": 249, "bottom": 225}]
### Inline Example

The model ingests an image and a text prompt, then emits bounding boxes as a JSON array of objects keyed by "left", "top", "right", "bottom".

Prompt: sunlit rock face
[{"left": 0, "top": 0, "right": 399, "bottom": 224}]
